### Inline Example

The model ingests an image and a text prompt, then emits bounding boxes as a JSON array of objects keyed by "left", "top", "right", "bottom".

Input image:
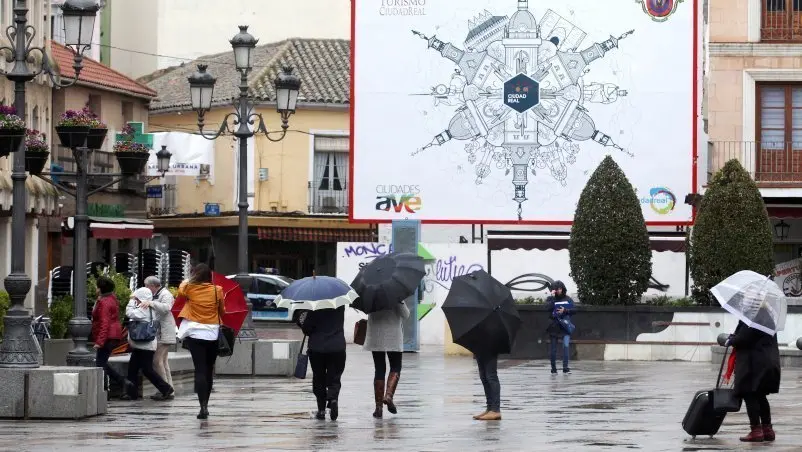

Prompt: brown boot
[
  {"left": 740, "top": 425, "right": 764, "bottom": 442},
  {"left": 477, "top": 411, "right": 502, "bottom": 421},
  {"left": 383, "top": 372, "right": 400, "bottom": 414},
  {"left": 762, "top": 424, "right": 775, "bottom": 442},
  {"left": 372, "top": 380, "right": 384, "bottom": 418},
  {"left": 473, "top": 410, "right": 489, "bottom": 420}
]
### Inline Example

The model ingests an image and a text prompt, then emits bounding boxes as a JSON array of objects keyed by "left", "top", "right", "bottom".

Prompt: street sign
[
  {"left": 204, "top": 203, "right": 220, "bottom": 216},
  {"left": 146, "top": 186, "right": 163, "bottom": 199}
]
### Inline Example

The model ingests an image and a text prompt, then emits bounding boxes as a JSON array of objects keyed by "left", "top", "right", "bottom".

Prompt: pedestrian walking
[
  {"left": 726, "top": 321, "right": 781, "bottom": 442},
  {"left": 176, "top": 264, "right": 225, "bottom": 420},
  {"left": 296, "top": 306, "right": 347, "bottom": 421},
  {"left": 545, "top": 280, "right": 576, "bottom": 374},
  {"left": 122, "top": 287, "right": 174, "bottom": 401},
  {"left": 473, "top": 352, "right": 501, "bottom": 420},
  {"left": 91, "top": 276, "right": 133, "bottom": 395},
  {"left": 145, "top": 275, "right": 176, "bottom": 401},
  {"left": 364, "top": 299, "right": 410, "bottom": 418}
]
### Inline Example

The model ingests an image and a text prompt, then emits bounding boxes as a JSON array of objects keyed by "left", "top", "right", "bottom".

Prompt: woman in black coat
[
  {"left": 727, "top": 321, "right": 781, "bottom": 442},
  {"left": 296, "top": 306, "right": 347, "bottom": 421}
]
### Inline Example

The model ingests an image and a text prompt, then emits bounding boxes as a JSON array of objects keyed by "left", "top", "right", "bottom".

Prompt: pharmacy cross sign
[{"left": 114, "top": 121, "right": 154, "bottom": 149}]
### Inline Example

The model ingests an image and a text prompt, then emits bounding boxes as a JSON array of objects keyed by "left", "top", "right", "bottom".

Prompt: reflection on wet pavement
[{"left": 1, "top": 345, "right": 801, "bottom": 451}]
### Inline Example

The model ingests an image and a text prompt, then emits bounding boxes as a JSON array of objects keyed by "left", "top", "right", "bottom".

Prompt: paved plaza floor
[{"left": 2, "top": 345, "right": 802, "bottom": 451}]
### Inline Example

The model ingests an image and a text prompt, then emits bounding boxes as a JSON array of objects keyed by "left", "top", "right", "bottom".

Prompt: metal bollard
[
  {"left": 717, "top": 333, "right": 729, "bottom": 347},
  {"left": 797, "top": 337, "right": 802, "bottom": 350}
]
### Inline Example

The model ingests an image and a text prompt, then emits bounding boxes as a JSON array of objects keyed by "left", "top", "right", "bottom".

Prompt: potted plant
[
  {"left": 114, "top": 123, "right": 149, "bottom": 175},
  {"left": 84, "top": 108, "right": 108, "bottom": 150},
  {"left": 24, "top": 129, "right": 50, "bottom": 175},
  {"left": 0, "top": 106, "right": 25, "bottom": 158},
  {"left": 55, "top": 108, "right": 97, "bottom": 148}
]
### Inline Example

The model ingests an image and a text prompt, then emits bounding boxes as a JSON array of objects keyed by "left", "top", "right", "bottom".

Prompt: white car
[{"left": 225, "top": 273, "right": 293, "bottom": 310}]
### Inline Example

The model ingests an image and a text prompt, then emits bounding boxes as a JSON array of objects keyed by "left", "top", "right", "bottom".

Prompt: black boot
[
  {"left": 328, "top": 399, "right": 339, "bottom": 421},
  {"left": 315, "top": 398, "right": 326, "bottom": 420},
  {"left": 197, "top": 390, "right": 210, "bottom": 420}
]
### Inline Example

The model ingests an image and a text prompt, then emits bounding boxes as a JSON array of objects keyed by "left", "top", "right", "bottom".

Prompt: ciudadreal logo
[
  {"left": 375, "top": 184, "right": 422, "bottom": 214},
  {"left": 503, "top": 74, "right": 540, "bottom": 114},
  {"left": 641, "top": 187, "right": 676, "bottom": 215}
]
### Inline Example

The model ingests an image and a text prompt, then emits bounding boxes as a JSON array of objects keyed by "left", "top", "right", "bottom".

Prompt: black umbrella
[
  {"left": 443, "top": 270, "right": 521, "bottom": 357},
  {"left": 351, "top": 252, "right": 426, "bottom": 314}
]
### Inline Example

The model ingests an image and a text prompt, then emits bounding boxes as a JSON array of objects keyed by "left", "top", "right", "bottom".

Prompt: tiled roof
[
  {"left": 50, "top": 41, "right": 157, "bottom": 99},
  {"left": 143, "top": 38, "right": 350, "bottom": 112}
]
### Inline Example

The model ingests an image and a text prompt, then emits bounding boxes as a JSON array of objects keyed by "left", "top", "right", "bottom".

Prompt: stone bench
[
  {"left": 0, "top": 366, "right": 105, "bottom": 419},
  {"left": 215, "top": 339, "right": 303, "bottom": 377}
]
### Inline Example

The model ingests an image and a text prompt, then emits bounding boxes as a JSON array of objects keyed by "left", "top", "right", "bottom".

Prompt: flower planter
[
  {"left": 25, "top": 150, "right": 50, "bottom": 175},
  {"left": 0, "top": 128, "right": 25, "bottom": 157},
  {"left": 116, "top": 151, "right": 149, "bottom": 176},
  {"left": 55, "top": 125, "right": 90, "bottom": 149},
  {"left": 85, "top": 128, "right": 108, "bottom": 150}
]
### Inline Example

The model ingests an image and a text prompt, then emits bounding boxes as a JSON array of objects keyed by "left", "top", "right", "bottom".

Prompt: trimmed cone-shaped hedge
[
  {"left": 569, "top": 156, "right": 652, "bottom": 305},
  {"left": 688, "top": 159, "right": 774, "bottom": 305}
]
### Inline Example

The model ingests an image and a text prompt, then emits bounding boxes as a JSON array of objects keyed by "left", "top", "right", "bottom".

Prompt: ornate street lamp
[
  {"left": 0, "top": 0, "right": 99, "bottom": 369},
  {"left": 187, "top": 25, "right": 301, "bottom": 340},
  {"left": 156, "top": 145, "right": 173, "bottom": 174},
  {"left": 774, "top": 220, "right": 790, "bottom": 241}
]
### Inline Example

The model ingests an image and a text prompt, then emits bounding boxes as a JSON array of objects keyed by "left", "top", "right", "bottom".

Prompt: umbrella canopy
[
  {"left": 171, "top": 271, "right": 249, "bottom": 334},
  {"left": 351, "top": 252, "right": 426, "bottom": 314},
  {"left": 275, "top": 275, "right": 358, "bottom": 311},
  {"left": 442, "top": 270, "right": 521, "bottom": 356},
  {"left": 711, "top": 270, "right": 787, "bottom": 335}
]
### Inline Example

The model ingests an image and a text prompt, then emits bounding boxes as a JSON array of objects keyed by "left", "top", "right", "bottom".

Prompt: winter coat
[
  {"left": 297, "top": 306, "right": 346, "bottom": 353},
  {"left": 364, "top": 301, "right": 410, "bottom": 352},
  {"left": 150, "top": 288, "right": 177, "bottom": 345},
  {"left": 91, "top": 293, "right": 123, "bottom": 348},
  {"left": 177, "top": 282, "right": 225, "bottom": 326},
  {"left": 126, "top": 297, "right": 158, "bottom": 351},
  {"left": 730, "top": 321, "right": 781, "bottom": 397},
  {"left": 545, "top": 283, "right": 576, "bottom": 337}
]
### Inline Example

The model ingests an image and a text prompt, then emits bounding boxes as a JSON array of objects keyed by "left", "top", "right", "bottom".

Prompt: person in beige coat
[{"left": 145, "top": 276, "right": 177, "bottom": 401}]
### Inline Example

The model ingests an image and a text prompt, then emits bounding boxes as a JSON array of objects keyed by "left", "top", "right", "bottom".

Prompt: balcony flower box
[{"left": 24, "top": 129, "right": 50, "bottom": 175}]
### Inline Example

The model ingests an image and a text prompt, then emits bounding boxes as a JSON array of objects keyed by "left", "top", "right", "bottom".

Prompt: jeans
[
  {"left": 153, "top": 343, "right": 173, "bottom": 388},
  {"left": 744, "top": 393, "right": 772, "bottom": 426},
  {"left": 185, "top": 338, "right": 217, "bottom": 407},
  {"left": 550, "top": 335, "right": 571, "bottom": 371},
  {"left": 127, "top": 348, "right": 172, "bottom": 398},
  {"left": 309, "top": 351, "right": 346, "bottom": 408},
  {"left": 476, "top": 354, "right": 500, "bottom": 412},
  {"left": 95, "top": 341, "right": 126, "bottom": 390},
  {"left": 372, "top": 351, "right": 402, "bottom": 380}
]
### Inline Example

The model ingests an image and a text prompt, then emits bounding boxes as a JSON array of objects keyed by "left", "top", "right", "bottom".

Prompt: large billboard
[{"left": 350, "top": 0, "right": 698, "bottom": 224}]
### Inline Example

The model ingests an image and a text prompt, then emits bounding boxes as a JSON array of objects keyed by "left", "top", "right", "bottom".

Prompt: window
[
  {"left": 763, "top": 0, "right": 802, "bottom": 41},
  {"left": 254, "top": 278, "right": 282, "bottom": 295},
  {"left": 757, "top": 83, "right": 802, "bottom": 182},
  {"left": 310, "top": 135, "right": 349, "bottom": 214},
  {"left": 122, "top": 101, "right": 133, "bottom": 124},
  {"left": 32, "top": 106, "right": 39, "bottom": 132}
]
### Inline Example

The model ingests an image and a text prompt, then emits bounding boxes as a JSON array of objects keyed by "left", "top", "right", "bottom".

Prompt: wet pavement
[{"left": 2, "top": 345, "right": 802, "bottom": 451}]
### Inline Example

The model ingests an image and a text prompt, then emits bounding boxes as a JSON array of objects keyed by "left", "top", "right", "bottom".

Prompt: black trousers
[
  {"left": 372, "top": 351, "right": 402, "bottom": 380},
  {"left": 185, "top": 338, "right": 218, "bottom": 406},
  {"left": 309, "top": 351, "right": 346, "bottom": 406},
  {"left": 476, "top": 354, "right": 501, "bottom": 412},
  {"left": 95, "top": 341, "right": 126, "bottom": 390},
  {"left": 127, "top": 348, "right": 172, "bottom": 398},
  {"left": 744, "top": 393, "right": 772, "bottom": 426}
]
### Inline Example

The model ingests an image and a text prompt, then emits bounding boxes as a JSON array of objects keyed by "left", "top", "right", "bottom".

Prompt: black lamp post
[
  {"left": 774, "top": 220, "right": 790, "bottom": 241},
  {"left": 0, "top": 0, "right": 99, "bottom": 368},
  {"left": 187, "top": 25, "right": 301, "bottom": 340}
]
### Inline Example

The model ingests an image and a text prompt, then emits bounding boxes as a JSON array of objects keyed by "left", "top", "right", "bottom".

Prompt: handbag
[
  {"left": 128, "top": 307, "right": 157, "bottom": 343},
  {"left": 294, "top": 335, "right": 309, "bottom": 379},
  {"left": 712, "top": 345, "right": 742, "bottom": 413},
  {"left": 558, "top": 317, "right": 576, "bottom": 335},
  {"left": 214, "top": 286, "right": 236, "bottom": 357},
  {"left": 354, "top": 319, "right": 367, "bottom": 345}
]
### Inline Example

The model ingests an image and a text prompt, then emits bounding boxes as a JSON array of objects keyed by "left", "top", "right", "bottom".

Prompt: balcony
[
  {"left": 762, "top": 2, "right": 802, "bottom": 42},
  {"left": 308, "top": 181, "right": 348, "bottom": 215},
  {"left": 710, "top": 141, "right": 802, "bottom": 186}
]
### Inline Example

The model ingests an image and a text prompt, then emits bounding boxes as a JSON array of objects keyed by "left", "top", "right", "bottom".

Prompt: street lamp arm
[
  {"left": 35, "top": 48, "right": 82, "bottom": 88},
  {"left": 34, "top": 174, "right": 77, "bottom": 199},
  {"left": 197, "top": 112, "right": 239, "bottom": 141},
  {"left": 253, "top": 113, "right": 289, "bottom": 143},
  {"left": 87, "top": 176, "right": 129, "bottom": 197}
]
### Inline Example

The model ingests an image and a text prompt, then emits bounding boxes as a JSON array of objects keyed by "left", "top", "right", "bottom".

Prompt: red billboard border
[{"left": 348, "top": 0, "right": 699, "bottom": 227}]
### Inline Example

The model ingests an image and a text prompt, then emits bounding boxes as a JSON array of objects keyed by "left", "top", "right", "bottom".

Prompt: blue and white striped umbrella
[{"left": 275, "top": 275, "right": 358, "bottom": 311}]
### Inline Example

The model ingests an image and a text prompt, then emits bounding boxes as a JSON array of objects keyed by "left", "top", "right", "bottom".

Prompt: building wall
[
  {"left": 149, "top": 106, "right": 349, "bottom": 214},
  {"left": 104, "top": 0, "right": 159, "bottom": 79}
]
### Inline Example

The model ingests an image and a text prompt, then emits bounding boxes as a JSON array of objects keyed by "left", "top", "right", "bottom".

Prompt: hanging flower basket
[
  {"left": 0, "top": 128, "right": 25, "bottom": 157},
  {"left": 116, "top": 151, "right": 149, "bottom": 176},
  {"left": 86, "top": 128, "right": 109, "bottom": 150},
  {"left": 25, "top": 150, "right": 50, "bottom": 175},
  {"left": 55, "top": 125, "right": 90, "bottom": 148}
]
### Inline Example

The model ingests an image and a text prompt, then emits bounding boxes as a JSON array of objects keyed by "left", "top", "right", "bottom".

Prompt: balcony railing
[
  {"left": 710, "top": 141, "right": 802, "bottom": 185},
  {"left": 762, "top": 5, "right": 802, "bottom": 42},
  {"left": 308, "top": 181, "right": 348, "bottom": 215}
]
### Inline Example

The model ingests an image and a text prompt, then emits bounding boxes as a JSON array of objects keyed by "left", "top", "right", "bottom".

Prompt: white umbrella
[
  {"left": 274, "top": 275, "right": 359, "bottom": 311},
  {"left": 711, "top": 270, "right": 787, "bottom": 335}
]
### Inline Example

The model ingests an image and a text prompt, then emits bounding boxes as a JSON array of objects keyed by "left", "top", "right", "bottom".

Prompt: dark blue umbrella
[{"left": 275, "top": 275, "right": 358, "bottom": 311}]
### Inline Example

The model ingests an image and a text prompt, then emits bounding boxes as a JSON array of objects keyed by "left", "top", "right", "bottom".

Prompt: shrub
[
  {"left": 49, "top": 295, "right": 73, "bottom": 339},
  {"left": 688, "top": 160, "right": 774, "bottom": 305},
  {"left": 569, "top": 156, "right": 652, "bottom": 305},
  {"left": 0, "top": 291, "right": 9, "bottom": 337},
  {"left": 514, "top": 296, "right": 545, "bottom": 305}
]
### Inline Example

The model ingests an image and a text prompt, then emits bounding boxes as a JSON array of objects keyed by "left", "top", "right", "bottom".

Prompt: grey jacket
[
  {"left": 363, "top": 302, "right": 410, "bottom": 352},
  {"left": 150, "top": 288, "right": 177, "bottom": 345}
]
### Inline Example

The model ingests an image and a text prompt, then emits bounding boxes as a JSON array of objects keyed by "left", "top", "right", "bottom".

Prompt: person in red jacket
[{"left": 91, "top": 276, "right": 133, "bottom": 394}]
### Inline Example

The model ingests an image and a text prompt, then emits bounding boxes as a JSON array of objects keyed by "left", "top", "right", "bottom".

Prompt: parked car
[{"left": 225, "top": 273, "right": 293, "bottom": 310}]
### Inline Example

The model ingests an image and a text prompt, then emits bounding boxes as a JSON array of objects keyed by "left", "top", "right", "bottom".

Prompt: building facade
[
  {"left": 144, "top": 38, "right": 374, "bottom": 279},
  {"left": 708, "top": 0, "right": 802, "bottom": 264}
]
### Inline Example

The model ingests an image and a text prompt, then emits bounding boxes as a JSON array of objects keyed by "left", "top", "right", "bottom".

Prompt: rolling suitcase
[{"left": 682, "top": 389, "right": 726, "bottom": 438}]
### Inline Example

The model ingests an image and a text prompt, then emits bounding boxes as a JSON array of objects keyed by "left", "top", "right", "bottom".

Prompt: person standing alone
[
  {"left": 145, "top": 276, "right": 176, "bottom": 401},
  {"left": 545, "top": 280, "right": 576, "bottom": 374}
]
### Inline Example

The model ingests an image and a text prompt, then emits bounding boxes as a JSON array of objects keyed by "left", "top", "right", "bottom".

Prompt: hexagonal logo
[{"left": 504, "top": 74, "right": 540, "bottom": 113}]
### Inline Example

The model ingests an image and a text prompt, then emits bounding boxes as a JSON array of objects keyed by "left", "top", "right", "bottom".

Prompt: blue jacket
[{"left": 546, "top": 296, "right": 576, "bottom": 336}]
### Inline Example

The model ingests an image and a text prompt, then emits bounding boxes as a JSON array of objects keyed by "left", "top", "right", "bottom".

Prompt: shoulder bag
[
  {"left": 216, "top": 285, "right": 236, "bottom": 357},
  {"left": 129, "top": 307, "right": 158, "bottom": 343},
  {"left": 294, "top": 335, "right": 309, "bottom": 379}
]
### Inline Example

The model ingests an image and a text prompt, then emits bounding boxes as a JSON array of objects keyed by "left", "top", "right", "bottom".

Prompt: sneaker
[
  {"left": 563, "top": 368, "right": 571, "bottom": 374},
  {"left": 550, "top": 368, "right": 557, "bottom": 374}
]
